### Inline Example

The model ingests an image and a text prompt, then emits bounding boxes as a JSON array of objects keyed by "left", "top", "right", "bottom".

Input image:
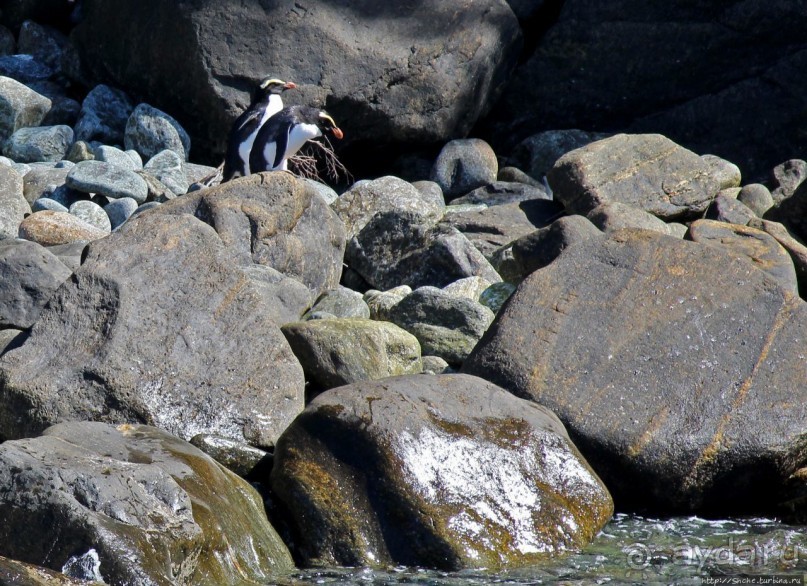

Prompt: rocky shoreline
[{"left": 2, "top": 2, "right": 807, "bottom": 585}]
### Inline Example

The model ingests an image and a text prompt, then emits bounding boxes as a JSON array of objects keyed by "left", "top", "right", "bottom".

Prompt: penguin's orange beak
[
  {"left": 331, "top": 127, "right": 344, "bottom": 140},
  {"left": 283, "top": 81, "right": 296, "bottom": 90}
]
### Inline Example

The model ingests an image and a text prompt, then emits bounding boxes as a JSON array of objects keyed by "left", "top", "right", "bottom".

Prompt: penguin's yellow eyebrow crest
[
  {"left": 319, "top": 113, "right": 337, "bottom": 127},
  {"left": 260, "top": 78, "right": 285, "bottom": 89}
]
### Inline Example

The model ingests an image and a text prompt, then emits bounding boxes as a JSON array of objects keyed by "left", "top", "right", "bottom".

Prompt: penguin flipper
[{"left": 272, "top": 123, "right": 292, "bottom": 170}]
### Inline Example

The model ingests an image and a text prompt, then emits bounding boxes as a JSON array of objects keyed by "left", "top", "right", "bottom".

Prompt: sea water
[{"left": 280, "top": 514, "right": 807, "bottom": 585}]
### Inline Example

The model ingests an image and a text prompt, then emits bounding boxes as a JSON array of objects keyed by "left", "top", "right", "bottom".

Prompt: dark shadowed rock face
[
  {"left": 463, "top": 230, "right": 807, "bottom": 515},
  {"left": 71, "top": 0, "right": 521, "bottom": 161},
  {"left": 155, "top": 172, "right": 346, "bottom": 298},
  {"left": 485, "top": 3, "right": 807, "bottom": 178},
  {"left": 0, "top": 422, "right": 293, "bottom": 585},
  {"left": 0, "top": 212, "right": 305, "bottom": 447},
  {"left": 270, "top": 373, "right": 613, "bottom": 571}
]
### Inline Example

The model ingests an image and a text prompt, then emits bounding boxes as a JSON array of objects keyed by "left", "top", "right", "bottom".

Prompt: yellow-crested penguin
[
  {"left": 222, "top": 77, "right": 296, "bottom": 181},
  {"left": 249, "top": 105, "right": 344, "bottom": 173}
]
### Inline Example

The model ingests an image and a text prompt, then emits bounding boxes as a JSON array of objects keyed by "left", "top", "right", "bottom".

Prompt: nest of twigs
[{"left": 287, "top": 136, "right": 353, "bottom": 185}]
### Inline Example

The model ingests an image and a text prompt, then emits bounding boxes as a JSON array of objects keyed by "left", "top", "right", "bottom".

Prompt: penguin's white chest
[
  {"left": 286, "top": 123, "right": 323, "bottom": 158},
  {"left": 262, "top": 123, "right": 322, "bottom": 171}
]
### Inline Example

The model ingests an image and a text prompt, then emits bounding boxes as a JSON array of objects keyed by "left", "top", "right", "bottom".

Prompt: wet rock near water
[
  {"left": 4, "top": 4, "right": 807, "bottom": 577},
  {"left": 0, "top": 422, "right": 294, "bottom": 584},
  {"left": 269, "top": 374, "right": 613, "bottom": 571}
]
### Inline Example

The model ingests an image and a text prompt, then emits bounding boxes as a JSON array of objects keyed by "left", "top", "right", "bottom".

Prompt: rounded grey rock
[
  {"left": 144, "top": 149, "right": 189, "bottom": 195},
  {"left": 303, "top": 177, "right": 338, "bottom": 205},
  {"left": 737, "top": 183, "right": 774, "bottom": 217},
  {"left": 69, "top": 200, "right": 112, "bottom": 233},
  {"left": 430, "top": 138, "right": 498, "bottom": 200},
  {"left": 421, "top": 355, "right": 452, "bottom": 375},
  {"left": 32, "top": 197, "right": 68, "bottom": 213},
  {"left": 104, "top": 197, "right": 139, "bottom": 230},
  {"left": 307, "top": 287, "right": 370, "bottom": 319},
  {"left": 93, "top": 144, "right": 142, "bottom": 171},
  {"left": 0, "top": 76, "right": 51, "bottom": 143},
  {"left": 66, "top": 160, "right": 149, "bottom": 203},
  {"left": 3, "top": 125, "right": 74, "bottom": 163},
  {"left": 701, "top": 154, "right": 742, "bottom": 190},
  {"left": 125, "top": 103, "right": 190, "bottom": 161}
]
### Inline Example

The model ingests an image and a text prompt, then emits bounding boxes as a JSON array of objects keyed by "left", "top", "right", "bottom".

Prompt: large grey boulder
[
  {"left": 0, "top": 422, "right": 294, "bottom": 584},
  {"left": 156, "top": 172, "right": 346, "bottom": 297},
  {"left": 270, "top": 374, "right": 613, "bottom": 570},
  {"left": 0, "top": 239, "right": 72, "bottom": 329},
  {"left": 0, "top": 75, "right": 50, "bottom": 143},
  {"left": 548, "top": 134, "right": 720, "bottom": 220},
  {"left": 0, "top": 212, "right": 305, "bottom": 447},
  {"left": 464, "top": 229, "right": 807, "bottom": 514},
  {"left": 70, "top": 0, "right": 521, "bottom": 160}
]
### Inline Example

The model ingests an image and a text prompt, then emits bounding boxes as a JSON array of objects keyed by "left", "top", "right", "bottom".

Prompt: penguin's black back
[
  {"left": 249, "top": 106, "right": 303, "bottom": 173},
  {"left": 222, "top": 95, "right": 274, "bottom": 181}
]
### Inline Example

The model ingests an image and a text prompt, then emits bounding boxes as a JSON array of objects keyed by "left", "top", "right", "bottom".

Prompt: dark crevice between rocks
[{"left": 516, "top": 0, "right": 565, "bottom": 66}]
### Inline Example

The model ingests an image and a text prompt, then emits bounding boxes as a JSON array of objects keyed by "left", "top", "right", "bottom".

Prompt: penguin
[
  {"left": 249, "top": 105, "right": 344, "bottom": 173},
  {"left": 222, "top": 77, "right": 296, "bottom": 181}
]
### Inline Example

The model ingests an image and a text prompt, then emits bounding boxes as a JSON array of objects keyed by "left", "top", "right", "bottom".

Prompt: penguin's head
[
  {"left": 316, "top": 111, "right": 344, "bottom": 140},
  {"left": 256, "top": 77, "right": 296, "bottom": 98}
]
